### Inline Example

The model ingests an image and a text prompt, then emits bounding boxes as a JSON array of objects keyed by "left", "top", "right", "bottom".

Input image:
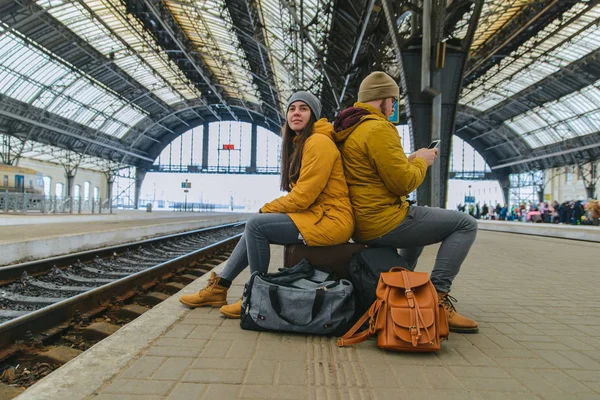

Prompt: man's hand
[{"left": 411, "top": 148, "right": 438, "bottom": 166}]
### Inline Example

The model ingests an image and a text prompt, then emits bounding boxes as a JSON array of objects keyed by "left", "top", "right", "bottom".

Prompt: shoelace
[
  {"left": 199, "top": 276, "right": 217, "bottom": 292},
  {"left": 440, "top": 294, "right": 458, "bottom": 313}
]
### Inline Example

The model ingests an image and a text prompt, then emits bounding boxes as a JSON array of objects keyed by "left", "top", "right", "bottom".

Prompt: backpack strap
[
  {"left": 402, "top": 269, "right": 434, "bottom": 346},
  {"left": 337, "top": 300, "right": 382, "bottom": 347}
]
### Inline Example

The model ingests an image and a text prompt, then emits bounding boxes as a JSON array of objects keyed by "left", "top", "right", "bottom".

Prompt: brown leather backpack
[{"left": 338, "top": 268, "right": 449, "bottom": 352}]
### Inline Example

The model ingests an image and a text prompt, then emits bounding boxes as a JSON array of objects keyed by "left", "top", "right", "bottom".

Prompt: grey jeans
[
  {"left": 366, "top": 206, "right": 477, "bottom": 292},
  {"left": 219, "top": 213, "right": 303, "bottom": 282}
]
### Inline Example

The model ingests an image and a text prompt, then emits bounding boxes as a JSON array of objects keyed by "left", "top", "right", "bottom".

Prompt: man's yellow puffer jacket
[
  {"left": 260, "top": 119, "right": 354, "bottom": 246},
  {"left": 334, "top": 103, "right": 428, "bottom": 242}
]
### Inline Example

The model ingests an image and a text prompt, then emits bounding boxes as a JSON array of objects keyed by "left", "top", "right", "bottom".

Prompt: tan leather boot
[
  {"left": 219, "top": 299, "right": 242, "bottom": 319},
  {"left": 179, "top": 272, "right": 228, "bottom": 308},
  {"left": 438, "top": 292, "right": 479, "bottom": 333}
]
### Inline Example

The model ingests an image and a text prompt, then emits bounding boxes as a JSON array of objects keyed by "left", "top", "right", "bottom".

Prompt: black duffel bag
[{"left": 347, "top": 247, "right": 409, "bottom": 314}]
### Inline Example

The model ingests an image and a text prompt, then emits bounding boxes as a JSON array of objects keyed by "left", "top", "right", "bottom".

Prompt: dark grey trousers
[
  {"left": 219, "top": 213, "right": 303, "bottom": 282},
  {"left": 366, "top": 206, "right": 478, "bottom": 292}
]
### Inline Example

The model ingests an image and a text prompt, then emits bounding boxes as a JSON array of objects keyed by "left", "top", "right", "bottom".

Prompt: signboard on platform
[
  {"left": 223, "top": 144, "right": 235, "bottom": 150},
  {"left": 181, "top": 181, "right": 191, "bottom": 189},
  {"left": 464, "top": 195, "right": 475, "bottom": 203}
]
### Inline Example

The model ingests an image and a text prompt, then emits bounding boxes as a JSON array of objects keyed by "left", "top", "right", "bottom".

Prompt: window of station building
[
  {"left": 43, "top": 177, "right": 52, "bottom": 196},
  {"left": 29, "top": 179, "right": 33, "bottom": 189},
  {"left": 3, "top": 175, "right": 8, "bottom": 187},
  {"left": 84, "top": 182, "right": 91, "bottom": 201},
  {"left": 73, "top": 184, "right": 81, "bottom": 199},
  {"left": 93, "top": 187, "right": 99, "bottom": 201},
  {"left": 565, "top": 167, "right": 573, "bottom": 182},
  {"left": 55, "top": 182, "right": 64, "bottom": 199}
]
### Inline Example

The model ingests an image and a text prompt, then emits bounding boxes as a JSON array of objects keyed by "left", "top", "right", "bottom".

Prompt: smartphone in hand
[{"left": 428, "top": 140, "right": 440, "bottom": 149}]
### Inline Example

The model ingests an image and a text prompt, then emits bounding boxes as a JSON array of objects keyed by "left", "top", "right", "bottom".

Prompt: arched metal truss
[{"left": 0, "top": 0, "right": 598, "bottom": 178}]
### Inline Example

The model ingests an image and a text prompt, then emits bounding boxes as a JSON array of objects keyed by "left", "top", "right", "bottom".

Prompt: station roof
[{"left": 0, "top": 0, "right": 598, "bottom": 174}]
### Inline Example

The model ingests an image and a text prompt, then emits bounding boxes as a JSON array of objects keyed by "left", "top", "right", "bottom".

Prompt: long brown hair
[{"left": 280, "top": 114, "right": 316, "bottom": 192}]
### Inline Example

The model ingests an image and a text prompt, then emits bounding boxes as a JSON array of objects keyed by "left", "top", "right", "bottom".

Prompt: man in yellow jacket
[{"left": 334, "top": 71, "right": 478, "bottom": 333}]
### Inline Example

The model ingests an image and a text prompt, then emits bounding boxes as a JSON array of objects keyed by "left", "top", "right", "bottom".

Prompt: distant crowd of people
[{"left": 457, "top": 199, "right": 600, "bottom": 226}]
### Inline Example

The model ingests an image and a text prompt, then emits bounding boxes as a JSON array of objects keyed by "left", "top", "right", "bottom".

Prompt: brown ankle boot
[
  {"left": 438, "top": 292, "right": 479, "bottom": 333},
  {"left": 219, "top": 299, "right": 242, "bottom": 319},
  {"left": 179, "top": 272, "right": 228, "bottom": 308}
]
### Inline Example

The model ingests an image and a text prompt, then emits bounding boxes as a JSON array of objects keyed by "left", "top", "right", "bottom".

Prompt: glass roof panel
[
  {"left": 36, "top": 0, "right": 200, "bottom": 105},
  {"left": 165, "top": 0, "right": 259, "bottom": 105},
  {"left": 461, "top": 3, "right": 598, "bottom": 112},
  {"left": 254, "top": 0, "right": 333, "bottom": 111},
  {"left": 0, "top": 26, "right": 146, "bottom": 139},
  {"left": 505, "top": 81, "right": 600, "bottom": 148},
  {"left": 463, "top": 0, "right": 532, "bottom": 54}
]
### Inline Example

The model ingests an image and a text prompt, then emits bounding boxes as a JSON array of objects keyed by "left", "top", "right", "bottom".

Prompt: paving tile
[
  {"left": 371, "top": 388, "right": 408, "bottom": 400},
  {"left": 182, "top": 368, "right": 244, "bottom": 384},
  {"left": 455, "top": 346, "right": 498, "bottom": 366},
  {"left": 469, "top": 391, "right": 539, "bottom": 400},
  {"left": 163, "top": 324, "right": 196, "bottom": 338},
  {"left": 406, "top": 389, "right": 473, "bottom": 400},
  {"left": 93, "top": 395, "right": 164, "bottom": 400},
  {"left": 120, "top": 356, "right": 166, "bottom": 379},
  {"left": 240, "top": 384, "right": 307, "bottom": 399},
  {"left": 551, "top": 336, "right": 596, "bottom": 351},
  {"left": 510, "top": 368, "right": 563, "bottom": 393},
  {"left": 102, "top": 379, "right": 175, "bottom": 395},
  {"left": 449, "top": 366, "right": 511, "bottom": 379},
  {"left": 362, "top": 364, "right": 402, "bottom": 388},
  {"left": 253, "top": 340, "right": 306, "bottom": 361},
  {"left": 153, "top": 357, "right": 194, "bottom": 381},
  {"left": 564, "top": 369, "right": 600, "bottom": 382},
  {"left": 244, "top": 359, "right": 277, "bottom": 385},
  {"left": 227, "top": 339, "right": 258, "bottom": 359},
  {"left": 436, "top": 347, "right": 470, "bottom": 366},
  {"left": 557, "top": 350, "right": 600, "bottom": 369},
  {"left": 533, "top": 349, "right": 583, "bottom": 369},
  {"left": 191, "top": 357, "right": 248, "bottom": 370},
  {"left": 484, "top": 334, "right": 526, "bottom": 349},
  {"left": 276, "top": 360, "right": 307, "bottom": 386},
  {"left": 188, "top": 325, "right": 219, "bottom": 339},
  {"left": 421, "top": 366, "right": 464, "bottom": 390},
  {"left": 165, "top": 383, "right": 206, "bottom": 400},
  {"left": 459, "top": 377, "right": 528, "bottom": 392},
  {"left": 155, "top": 337, "right": 207, "bottom": 348},
  {"left": 202, "top": 384, "right": 242, "bottom": 399},
  {"left": 199, "top": 340, "right": 233, "bottom": 358},
  {"left": 147, "top": 346, "right": 201, "bottom": 357},
  {"left": 535, "top": 370, "right": 595, "bottom": 394}
]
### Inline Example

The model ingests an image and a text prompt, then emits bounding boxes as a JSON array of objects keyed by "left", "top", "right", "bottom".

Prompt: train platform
[
  {"left": 0, "top": 211, "right": 249, "bottom": 266},
  {"left": 15, "top": 228, "right": 600, "bottom": 400}
]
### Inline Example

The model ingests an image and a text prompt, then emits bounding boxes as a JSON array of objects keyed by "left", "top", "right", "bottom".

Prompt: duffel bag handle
[{"left": 268, "top": 285, "right": 325, "bottom": 327}]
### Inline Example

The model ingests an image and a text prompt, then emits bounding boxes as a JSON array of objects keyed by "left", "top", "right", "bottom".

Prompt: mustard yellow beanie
[{"left": 358, "top": 71, "right": 399, "bottom": 102}]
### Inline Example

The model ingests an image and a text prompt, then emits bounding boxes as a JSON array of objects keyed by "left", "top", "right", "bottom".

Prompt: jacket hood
[
  {"left": 333, "top": 102, "right": 386, "bottom": 143},
  {"left": 312, "top": 118, "right": 335, "bottom": 141}
]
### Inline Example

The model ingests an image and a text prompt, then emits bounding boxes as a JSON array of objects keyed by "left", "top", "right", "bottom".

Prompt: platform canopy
[{"left": 0, "top": 0, "right": 598, "bottom": 173}]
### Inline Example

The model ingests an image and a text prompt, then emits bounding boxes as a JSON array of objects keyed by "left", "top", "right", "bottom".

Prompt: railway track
[{"left": 0, "top": 222, "right": 244, "bottom": 374}]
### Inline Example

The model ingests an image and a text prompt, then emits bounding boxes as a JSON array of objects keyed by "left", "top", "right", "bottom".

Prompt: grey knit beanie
[
  {"left": 286, "top": 91, "right": 322, "bottom": 119},
  {"left": 358, "top": 71, "right": 399, "bottom": 102}
]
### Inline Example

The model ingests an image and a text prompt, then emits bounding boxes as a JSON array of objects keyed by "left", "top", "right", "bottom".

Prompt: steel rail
[
  {"left": 0, "top": 221, "right": 245, "bottom": 284},
  {"left": 0, "top": 230, "right": 242, "bottom": 354}
]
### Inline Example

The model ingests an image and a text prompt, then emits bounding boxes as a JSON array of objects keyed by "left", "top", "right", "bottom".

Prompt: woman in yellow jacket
[{"left": 180, "top": 91, "right": 354, "bottom": 317}]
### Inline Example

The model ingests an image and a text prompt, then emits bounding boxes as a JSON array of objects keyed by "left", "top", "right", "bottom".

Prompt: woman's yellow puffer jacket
[
  {"left": 334, "top": 103, "right": 428, "bottom": 242},
  {"left": 260, "top": 119, "right": 354, "bottom": 246}
]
